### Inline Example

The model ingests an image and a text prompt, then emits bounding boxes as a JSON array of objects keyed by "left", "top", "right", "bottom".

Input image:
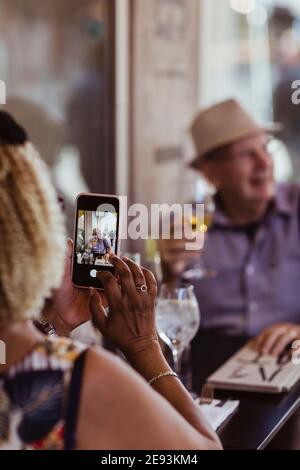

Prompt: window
[
  {"left": 200, "top": 0, "right": 300, "bottom": 181},
  {"left": 0, "top": 0, "right": 115, "bottom": 232}
]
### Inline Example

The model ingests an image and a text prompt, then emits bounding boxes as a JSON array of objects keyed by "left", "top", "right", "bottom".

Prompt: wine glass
[
  {"left": 156, "top": 283, "right": 200, "bottom": 375},
  {"left": 183, "top": 196, "right": 217, "bottom": 281}
]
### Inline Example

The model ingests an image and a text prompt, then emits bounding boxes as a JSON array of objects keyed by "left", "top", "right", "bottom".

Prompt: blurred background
[{"left": 0, "top": 0, "right": 299, "bottom": 254}]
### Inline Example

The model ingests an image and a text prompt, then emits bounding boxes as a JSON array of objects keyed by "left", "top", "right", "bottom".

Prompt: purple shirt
[
  {"left": 91, "top": 237, "right": 110, "bottom": 255},
  {"left": 190, "top": 184, "right": 300, "bottom": 337}
]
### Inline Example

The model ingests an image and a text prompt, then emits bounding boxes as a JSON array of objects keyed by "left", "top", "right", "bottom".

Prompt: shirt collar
[
  {"left": 274, "top": 184, "right": 295, "bottom": 216},
  {"left": 212, "top": 185, "right": 294, "bottom": 228}
]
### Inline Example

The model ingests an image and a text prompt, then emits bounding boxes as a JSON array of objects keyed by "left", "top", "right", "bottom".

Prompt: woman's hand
[
  {"left": 42, "top": 239, "right": 107, "bottom": 336},
  {"left": 252, "top": 322, "right": 300, "bottom": 356},
  {"left": 89, "top": 255, "right": 222, "bottom": 449},
  {"left": 89, "top": 254, "right": 159, "bottom": 359}
]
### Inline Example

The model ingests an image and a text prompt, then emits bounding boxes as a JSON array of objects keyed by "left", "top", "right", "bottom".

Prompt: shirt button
[
  {"left": 246, "top": 265, "right": 255, "bottom": 277},
  {"left": 249, "top": 302, "right": 258, "bottom": 313}
]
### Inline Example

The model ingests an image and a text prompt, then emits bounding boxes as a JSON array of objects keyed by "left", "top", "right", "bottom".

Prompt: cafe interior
[{"left": 1, "top": 0, "right": 300, "bottom": 452}]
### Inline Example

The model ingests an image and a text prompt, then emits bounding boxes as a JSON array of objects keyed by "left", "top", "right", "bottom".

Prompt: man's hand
[
  {"left": 252, "top": 323, "right": 300, "bottom": 356},
  {"left": 42, "top": 239, "right": 107, "bottom": 336},
  {"left": 159, "top": 218, "right": 203, "bottom": 282}
]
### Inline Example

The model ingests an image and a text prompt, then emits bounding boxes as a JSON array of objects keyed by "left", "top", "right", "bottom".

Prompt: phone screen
[{"left": 72, "top": 194, "right": 120, "bottom": 289}]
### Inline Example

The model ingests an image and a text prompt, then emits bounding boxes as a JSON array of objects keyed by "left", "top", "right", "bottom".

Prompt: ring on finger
[{"left": 136, "top": 284, "right": 148, "bottom": 293}]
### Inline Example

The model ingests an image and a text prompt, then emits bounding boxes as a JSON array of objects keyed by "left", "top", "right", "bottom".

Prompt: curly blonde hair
[{"left": 0, "top": 135, "right": 67, "bottom": 327}]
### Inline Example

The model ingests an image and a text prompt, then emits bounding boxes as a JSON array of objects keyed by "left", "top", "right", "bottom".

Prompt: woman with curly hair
[{"left": 0, "top": 111, "right": 221, "bottom": 451}]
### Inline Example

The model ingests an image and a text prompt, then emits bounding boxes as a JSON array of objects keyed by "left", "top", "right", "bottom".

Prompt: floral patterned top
[{"left": 0, "top": 336, "right": 87, "bottom": 450}]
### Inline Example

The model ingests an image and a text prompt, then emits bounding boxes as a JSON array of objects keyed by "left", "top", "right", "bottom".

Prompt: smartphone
[{"left": 72, "top": 193, "right": 121, "bottom": 290}]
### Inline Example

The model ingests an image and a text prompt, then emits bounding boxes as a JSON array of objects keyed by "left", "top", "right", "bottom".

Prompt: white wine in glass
[
  {"left": 183, "top": 198, "right": 216, "bottom": 280},
  {"left": 156, "top": 284, "right": 200, "bottom": 375}
]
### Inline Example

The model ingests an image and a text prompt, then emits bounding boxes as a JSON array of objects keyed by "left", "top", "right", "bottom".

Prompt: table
[{"left": 190, "top": 331, "right": 300, "bottom": 450}]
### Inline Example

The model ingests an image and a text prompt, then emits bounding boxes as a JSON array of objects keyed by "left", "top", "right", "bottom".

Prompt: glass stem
[{"left": 172, "top": 348, "right": 183, "bottom": 375}]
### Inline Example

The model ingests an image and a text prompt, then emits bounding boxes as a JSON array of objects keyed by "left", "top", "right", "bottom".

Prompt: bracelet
[{"left": 148, "top": 371, "right": 178, "bottom": 386}]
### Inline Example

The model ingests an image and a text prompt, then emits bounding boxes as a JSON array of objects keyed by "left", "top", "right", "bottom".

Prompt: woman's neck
[{"left": 0, "top": 321, "right": 44, "bottom": 373}]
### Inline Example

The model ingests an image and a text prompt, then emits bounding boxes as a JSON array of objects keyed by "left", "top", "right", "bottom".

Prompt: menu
[{"left": 207, "top": 344, "right": 300, "bottom": 393}]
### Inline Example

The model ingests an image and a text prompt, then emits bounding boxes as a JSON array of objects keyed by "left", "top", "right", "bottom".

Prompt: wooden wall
[{"left": 130, "top": 0, "right": 200, "bottom": 207}]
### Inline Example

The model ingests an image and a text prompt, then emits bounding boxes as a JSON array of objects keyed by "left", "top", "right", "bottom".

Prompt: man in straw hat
[{"left": 160, "top": 99, "right": 300, "bottom": 356}]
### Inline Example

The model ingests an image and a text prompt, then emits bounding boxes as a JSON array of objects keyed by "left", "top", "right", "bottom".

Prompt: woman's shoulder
[
  {"left": 0, "top": 336, "right": 88, "bottom": 450},
  {"left": 79, "top": 346, "right": 146, "bottom": 403}
]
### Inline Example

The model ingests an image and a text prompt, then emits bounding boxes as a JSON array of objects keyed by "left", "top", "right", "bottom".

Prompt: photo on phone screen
[{"left": 72, "top": 194, "right": 120, "bottom": 289}]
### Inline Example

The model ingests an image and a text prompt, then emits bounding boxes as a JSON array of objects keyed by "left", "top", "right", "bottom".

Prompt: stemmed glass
[
  {"left": 182, "top": 195, "right": 217, "bottom": 281},
  {"left": 156, "top": 283, "right": 200, "bottom": 375}
]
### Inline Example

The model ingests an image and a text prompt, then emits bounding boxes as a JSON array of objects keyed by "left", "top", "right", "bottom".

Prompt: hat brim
[{"left": 188, "top": 122, "right": 283, "bottom": 170}]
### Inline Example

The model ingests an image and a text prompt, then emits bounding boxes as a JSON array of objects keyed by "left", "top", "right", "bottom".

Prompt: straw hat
[{"left": 189, "top": 99, "right": 280, "bottom": 168}]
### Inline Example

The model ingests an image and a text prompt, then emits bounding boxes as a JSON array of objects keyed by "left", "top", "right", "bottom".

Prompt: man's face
[
  {"left": 96, "top": 229, "right": 102, "bottom": 239},
  {"left": 204, "top": 133, "right": 275, "bottom": 206}
]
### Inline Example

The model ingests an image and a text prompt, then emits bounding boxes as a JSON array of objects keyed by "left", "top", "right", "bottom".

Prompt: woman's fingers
[
  {"left": 65, "top": 238, "right": 73, "bottom": 275},
  {"left": 95, "top": 255, "right": 157, "bottom": 311},
  {"left": 116, "top": 256, "right": 157, "bottom": 299},
  {"left": 96, "top": 270, "right": 121, "bottom": 310},
  {"left": 67, "top": 238, "right": 73, "bottom": 258},
  {"left": 99, "top": 291, "right": 109, "bottom": 309},
  {"left": 108, "top": 254, "right": 137, "bottom": 296},
  {"left": 141, "top": 267, "right": 158, "bottom": 296},
  {"left": 123, "top": 257, "right": 146, "bottom": 289},
  {"left": 89, "top": 288, "right": 108, "bottom": 334}
]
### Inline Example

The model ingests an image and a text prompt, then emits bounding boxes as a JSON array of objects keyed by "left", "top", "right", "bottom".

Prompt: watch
[{"left": 38, "top": 314, "right": 58, "bottom": 337}]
